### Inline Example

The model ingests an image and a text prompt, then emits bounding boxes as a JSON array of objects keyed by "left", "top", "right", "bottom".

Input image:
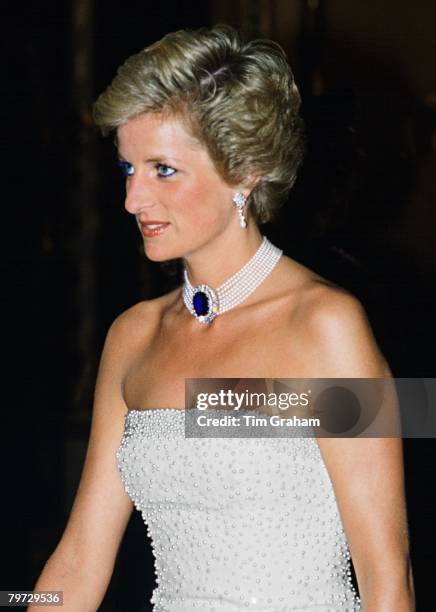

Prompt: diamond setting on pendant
[{"left": 190, "top": 284, "right": 219, "bottom": 324}]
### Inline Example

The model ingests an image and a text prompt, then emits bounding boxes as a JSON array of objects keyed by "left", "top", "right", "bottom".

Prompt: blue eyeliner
[
  {"left": 156, "top": 163, "right": 176, "bottom": 177},
  {"left": 117, "top": 160, "right": 134, "bottom": 177}
]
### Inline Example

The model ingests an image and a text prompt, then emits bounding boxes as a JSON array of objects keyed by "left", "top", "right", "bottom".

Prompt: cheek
[{"left": 171, "top": 182, "right": 230, "bottom": 225}]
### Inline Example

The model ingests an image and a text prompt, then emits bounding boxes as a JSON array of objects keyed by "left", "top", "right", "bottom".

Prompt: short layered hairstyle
[{"left": 93, "top": 25, "right": 306, "bottom": 224}]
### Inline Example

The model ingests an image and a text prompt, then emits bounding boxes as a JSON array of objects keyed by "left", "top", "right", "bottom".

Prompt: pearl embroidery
[{"left": 116, "top": 409, "right": 361, "bottom": 611}]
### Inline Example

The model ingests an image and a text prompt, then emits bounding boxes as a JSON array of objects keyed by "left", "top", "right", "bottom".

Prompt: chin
[{"left": 142, "top": 242, "right": 180, "bottom": 263}]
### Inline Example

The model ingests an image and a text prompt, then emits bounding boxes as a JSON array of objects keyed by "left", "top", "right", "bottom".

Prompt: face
[{"left": 116, "top": 112, "right": 244, "bottom": 262}]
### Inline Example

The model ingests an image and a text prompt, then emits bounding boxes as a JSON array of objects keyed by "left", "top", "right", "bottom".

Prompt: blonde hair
[{"left": 93, "top": 25, "right": 306, "bottom": 224}]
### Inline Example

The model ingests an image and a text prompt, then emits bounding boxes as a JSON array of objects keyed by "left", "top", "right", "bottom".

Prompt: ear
[{"left": 238, "top": 174, "right": 261, "bottom": 199}]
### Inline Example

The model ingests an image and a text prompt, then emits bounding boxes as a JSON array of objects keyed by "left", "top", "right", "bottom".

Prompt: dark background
[{"left": 3, "top": 0, "right": 436, "bottom": 610}]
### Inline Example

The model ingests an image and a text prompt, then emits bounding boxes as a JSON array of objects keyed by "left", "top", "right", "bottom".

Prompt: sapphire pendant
[{"left": 190, "top": 284, "right": 219, "bottom": 324}]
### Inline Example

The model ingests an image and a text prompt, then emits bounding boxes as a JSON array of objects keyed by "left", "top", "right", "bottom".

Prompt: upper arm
[
  {"left": 305, "top": 289, "right": 411, "bottom": 582},
  {"left": 56, "top": 309, "right": 137, "bottom": 581}
]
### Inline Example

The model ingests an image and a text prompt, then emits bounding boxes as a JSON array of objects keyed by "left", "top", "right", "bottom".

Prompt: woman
[{"left": 30, "top": 25, "right": 415, "bottom": 611}]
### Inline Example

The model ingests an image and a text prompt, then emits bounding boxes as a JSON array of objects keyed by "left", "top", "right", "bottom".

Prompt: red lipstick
[{"left": 139, "top": 221, "right": 170, "bottom": 237}]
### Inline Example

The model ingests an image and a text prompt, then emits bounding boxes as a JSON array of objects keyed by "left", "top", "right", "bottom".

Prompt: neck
[{"left": 183, "top": 224, "right": 264, "bottom": 288}]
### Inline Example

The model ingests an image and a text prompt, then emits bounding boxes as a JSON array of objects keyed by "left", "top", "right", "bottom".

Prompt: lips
[{"left": 139, "top": 221, "right": 170, "bottom": 237}]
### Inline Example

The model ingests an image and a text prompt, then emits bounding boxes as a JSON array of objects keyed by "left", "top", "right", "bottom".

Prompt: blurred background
[{"left": 3, "top": 0, "right": 436, "bottom": 609}]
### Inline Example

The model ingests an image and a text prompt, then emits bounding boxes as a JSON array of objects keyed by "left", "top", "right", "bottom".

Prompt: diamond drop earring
[{"left": 233, "top": 192, "right": 247, "bottom": 228}]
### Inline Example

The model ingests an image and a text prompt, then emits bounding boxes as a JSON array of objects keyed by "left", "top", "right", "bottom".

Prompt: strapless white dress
[{"left": 116, "top": 409, "right": 362, "bottom": 611}]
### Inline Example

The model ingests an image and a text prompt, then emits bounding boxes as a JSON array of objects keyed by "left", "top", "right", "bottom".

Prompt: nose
[{"left": 124, "top": 175, "right": 156, "bottom": 215}]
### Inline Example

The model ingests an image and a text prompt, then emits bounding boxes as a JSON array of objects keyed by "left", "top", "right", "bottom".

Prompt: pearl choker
[{"left": 182, "top": 236, "right": 283, "bottom": 324}]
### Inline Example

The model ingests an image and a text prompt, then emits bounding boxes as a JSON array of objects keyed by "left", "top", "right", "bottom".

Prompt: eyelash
[
  {"left": 156, "top": 163, "right": 177, "bottom": 178},
  {"left": 117, "top": 161, "right": 177, "bottom": 178},
  {"left": 117, "top": 160, "right": 134, "bottom": 177}
]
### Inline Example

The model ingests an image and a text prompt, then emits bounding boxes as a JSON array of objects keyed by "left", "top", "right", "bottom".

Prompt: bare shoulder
[
  {"left": 286, "top": 262, "right": 389, "bottom": 378},
  {"left": 105, "top": 287, "right": 180, "bottom": 353}
]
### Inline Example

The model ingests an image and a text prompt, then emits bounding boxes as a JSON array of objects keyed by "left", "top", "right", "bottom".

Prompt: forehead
[{"left": 116, "top": 112, "right": 204, "bottom": 157}]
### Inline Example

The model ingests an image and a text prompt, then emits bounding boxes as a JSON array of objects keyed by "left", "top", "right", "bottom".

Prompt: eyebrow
[{"left": 117, "top": 152, "right": 181, "bottom": 164}]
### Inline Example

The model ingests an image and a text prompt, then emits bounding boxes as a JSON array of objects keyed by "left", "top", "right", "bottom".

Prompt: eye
[
  {"left": 156, "top": 163, "right": 177, "bottom": 178},
  {"left": 117, "top": 160, "right": 134, "bottom": 178}
]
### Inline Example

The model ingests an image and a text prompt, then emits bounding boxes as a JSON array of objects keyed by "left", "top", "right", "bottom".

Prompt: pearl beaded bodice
[{"left": 116, "top": 409, "right": 361, "bottom": 611}]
